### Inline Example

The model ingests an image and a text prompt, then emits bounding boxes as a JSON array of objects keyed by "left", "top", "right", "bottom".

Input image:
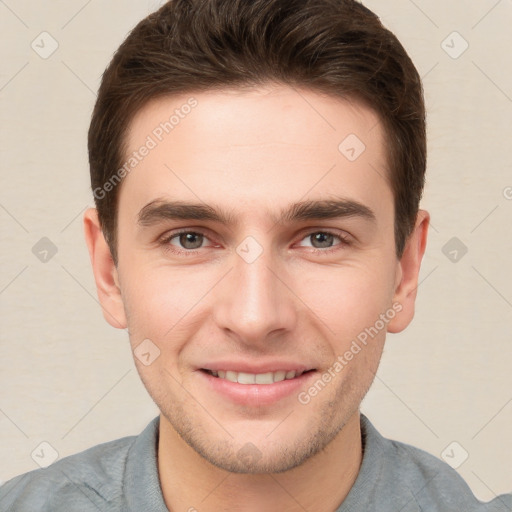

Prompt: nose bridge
[{"left": 213, "top": 238, "right": 296, "bottom": 344}]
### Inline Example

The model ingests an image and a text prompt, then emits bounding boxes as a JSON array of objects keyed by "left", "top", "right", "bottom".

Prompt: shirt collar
[
  {"left": 335, "top": 413, "right": 421, "bottom": 512},
  {"left": 124, "top": 416, "right": 168, "bottom": 512},
  {"left": 122, "top": 413, "right": 422, "bottom": 512}
]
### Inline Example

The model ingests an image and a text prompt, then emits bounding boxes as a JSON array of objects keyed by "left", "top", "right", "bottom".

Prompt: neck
[{"left": 158, "top": 411, "right": 363, "bottom": 512}]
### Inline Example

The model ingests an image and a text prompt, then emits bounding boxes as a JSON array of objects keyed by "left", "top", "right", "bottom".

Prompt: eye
[
  {"left": 172, "top": 232, "right": 205, "bottom": 250},
  {"left": 297, "top": 230, "right": 351, "bottom": 252},
  {"left": 159, "top": 230, "right": 214, "bottom": 254},
  {"left": 158, "top": 229, "right": 351, "bottom": 257}
]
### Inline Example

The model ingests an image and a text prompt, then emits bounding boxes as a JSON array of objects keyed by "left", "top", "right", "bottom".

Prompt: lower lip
[{"left": 198, "top": 370, "right": 317, "bottom": 406}]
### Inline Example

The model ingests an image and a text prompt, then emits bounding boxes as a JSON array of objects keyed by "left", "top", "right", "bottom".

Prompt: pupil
[
  {"left": 313, "top": 233, "right": 333, "bottom": 248},
  {"left": 180, "top": 233, "right": 203, "bottom": 249}
]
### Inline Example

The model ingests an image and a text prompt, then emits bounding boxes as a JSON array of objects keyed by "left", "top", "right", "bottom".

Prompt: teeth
[
  {"left": 226, "top": 371, "right": 238, "bottom": 383},
  {"left": 238, "top": 372, "right": 256, "bottom": 384},
  {"left": 273, "top": 370, "right": 286, "bottom": 382},
  {"left": 255, "top": 372, "right": 273, "bottom": 384},
  {"left": 208, "top": 369, "right": 302, "bottom": 384}
]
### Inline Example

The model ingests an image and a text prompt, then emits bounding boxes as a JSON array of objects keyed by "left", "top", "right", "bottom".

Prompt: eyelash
[{"left": 158, "top": 229, "right": 352, "bottom": 257}]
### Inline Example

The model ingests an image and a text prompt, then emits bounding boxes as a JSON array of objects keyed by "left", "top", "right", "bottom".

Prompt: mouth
[
  {"left": 200, "top": 368, "right": 315, "bottom": 385},
  {"left": 196, "top": 360, "right": 319, "bottom": 406}
]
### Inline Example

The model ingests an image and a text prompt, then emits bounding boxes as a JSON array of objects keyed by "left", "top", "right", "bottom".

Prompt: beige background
[{"left": 1, "top": 0, "right": 511, "bottom": 501}]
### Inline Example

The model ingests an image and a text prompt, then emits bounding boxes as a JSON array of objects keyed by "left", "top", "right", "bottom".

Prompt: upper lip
[{"left": 199, "top": 361, "right": 315, "bottom": 374}]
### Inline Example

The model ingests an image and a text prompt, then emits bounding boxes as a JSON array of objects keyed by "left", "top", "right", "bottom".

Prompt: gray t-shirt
[{"left": 1, "top": 414, "right": 510, "bottom": 511}]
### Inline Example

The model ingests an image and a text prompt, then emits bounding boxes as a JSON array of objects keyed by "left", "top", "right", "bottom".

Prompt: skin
[{"left": 84, "top": 84, "right": 429, "bottom": 512}]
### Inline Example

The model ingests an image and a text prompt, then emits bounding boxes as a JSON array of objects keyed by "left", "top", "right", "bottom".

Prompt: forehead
[{"left": 120, "top": 85, "right": 391, "bottom": 223}]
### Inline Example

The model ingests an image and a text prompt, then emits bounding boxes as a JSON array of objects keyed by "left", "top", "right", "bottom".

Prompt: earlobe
[
  {"left": 83, "top": 208, "right": 127, "bottom": 329},
  {"left": 387, "top": 210, "right": 430, "bottom": 333}
]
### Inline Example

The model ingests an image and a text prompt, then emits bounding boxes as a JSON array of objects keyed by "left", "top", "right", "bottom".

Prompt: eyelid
[
  {"left": 158, "top": 228, "right": 218, "bottom": 249},
  {"left": 158, "top": 227, "right": 352, "bottom": 255},
  {"left": 295, "top": 229, "right": 351, "bottom": 247}
]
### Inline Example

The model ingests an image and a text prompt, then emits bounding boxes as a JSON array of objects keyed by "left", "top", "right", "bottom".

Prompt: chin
[{"left": 161, "top": 403, "right": 349, "bottom": 475}]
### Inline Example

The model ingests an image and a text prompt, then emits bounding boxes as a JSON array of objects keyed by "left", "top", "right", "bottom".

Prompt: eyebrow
[{"left": 137, "top": 197, "right": 376, "bottom": 228}]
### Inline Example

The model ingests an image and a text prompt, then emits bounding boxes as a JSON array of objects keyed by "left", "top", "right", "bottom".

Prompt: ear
[
  {"left": 387, "top": 209, "right": 429, "bottom": 333},
  {"left": 83, "top": 208, "right": 127, "bottom": 329}
]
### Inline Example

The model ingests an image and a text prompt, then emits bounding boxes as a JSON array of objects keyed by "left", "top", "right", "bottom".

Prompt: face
[{"left": 88, "top": 84, "right": 425, "bottom": 474}]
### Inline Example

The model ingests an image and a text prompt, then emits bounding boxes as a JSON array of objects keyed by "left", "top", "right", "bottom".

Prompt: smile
[
  {"left": 199, "top": 367, "right": 317, "bottom": 406},
  {"left": 202, "top": 369, "right": 309, "bottom": 384}
]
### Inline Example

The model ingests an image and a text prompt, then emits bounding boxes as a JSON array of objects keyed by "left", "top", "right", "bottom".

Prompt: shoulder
[
  {"left": 390, "top": 438, "right": 510, "bottom": 510},
  {"left": 360, "top": 416, "right": 512, "bottom": 512},
  {"left": 0, "top": 434, "right": 137, "bottom": 512}
]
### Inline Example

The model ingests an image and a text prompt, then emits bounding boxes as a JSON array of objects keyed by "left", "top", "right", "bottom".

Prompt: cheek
[
  {"left": 118, "top": 242, "right": 397, "bottom": 348},
  {"left": 119, "top": 262, "right": 228, "bottom": 359},
  {"left": 294, "top": 262, "right": 396, "bottom": 341},
  {"left": 119, "top": 266, "right": 195, "bottom": 341}
]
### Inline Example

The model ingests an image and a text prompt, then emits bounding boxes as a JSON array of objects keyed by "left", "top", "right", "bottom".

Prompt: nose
[{"left": 212, "top": 242, "right": 298, "bottom": 348}]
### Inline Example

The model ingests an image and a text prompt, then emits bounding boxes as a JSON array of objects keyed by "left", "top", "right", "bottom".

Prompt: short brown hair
[{"left": 88, "top": 0, "right": 426, "bottom": 264}]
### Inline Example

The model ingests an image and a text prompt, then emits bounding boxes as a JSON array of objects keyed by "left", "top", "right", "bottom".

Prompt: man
[{"left": 1, "top": 0, "right": 510, "bottom": 510}]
